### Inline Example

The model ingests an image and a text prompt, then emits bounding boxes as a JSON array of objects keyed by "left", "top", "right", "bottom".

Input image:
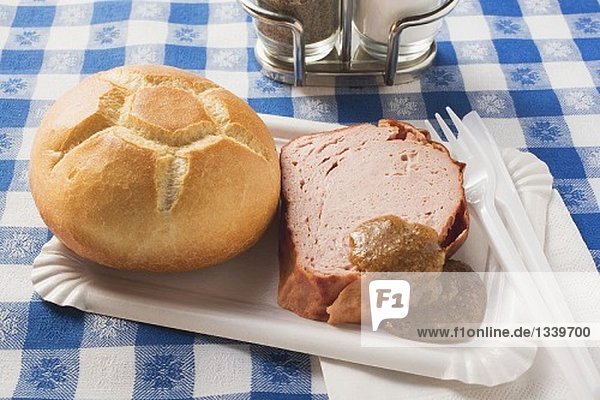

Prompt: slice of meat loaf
[{"left": 278, "top": 120, "right": 468, "bottom": 323}]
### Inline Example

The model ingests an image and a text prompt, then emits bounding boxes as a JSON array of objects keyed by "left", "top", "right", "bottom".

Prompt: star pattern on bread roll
[
  {"left": 49, "top": 67, "right": 272, "bottom": 212},
  {"left": 29, "top": 65, "right": 280, "bottom": 272}
]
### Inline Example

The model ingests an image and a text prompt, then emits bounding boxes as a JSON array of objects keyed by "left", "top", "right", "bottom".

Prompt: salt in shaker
[{"left": 354, "top": 0, "right": 443, "bottom": 62}]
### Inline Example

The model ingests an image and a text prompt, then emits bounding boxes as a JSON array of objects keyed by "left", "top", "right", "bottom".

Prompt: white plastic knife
[{"left": 463, "top": 111, "right": 600, "bottom": 398}]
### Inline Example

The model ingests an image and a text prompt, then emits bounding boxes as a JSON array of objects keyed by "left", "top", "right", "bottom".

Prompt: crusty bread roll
[{"left": 29, "top": 65, "right": 280, "bottom": 272}]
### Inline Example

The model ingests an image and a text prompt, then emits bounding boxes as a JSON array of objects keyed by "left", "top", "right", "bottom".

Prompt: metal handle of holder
[
  {"left": 340, "top": 0, "right": 353, "bottom": 65},
  {"left": 238, "top": 0, "right": 458, "bottom": 86},
  {"left": 237, "top": 0, "right": 306, "bottom": 85},
  {"left": 384, "top": 0, "right": 459, "bottom": 85}
]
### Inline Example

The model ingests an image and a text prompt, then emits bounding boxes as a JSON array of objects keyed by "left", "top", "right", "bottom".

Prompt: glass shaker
[
  {"left": 354, "top": 0, "right": 443, "bottom": 62},
  {"left": 254, "top": 0, "right": 340, "bottom": 63}
]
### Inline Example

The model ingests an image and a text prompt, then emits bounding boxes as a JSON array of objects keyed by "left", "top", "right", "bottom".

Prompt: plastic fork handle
[
  {"left": 475, "top": 202, "right": 596, "bottom": 400},
  {"left": 459, "top": 112, "right": 600, "bottom": 399},
  {"left": 464, "top": 111, "right": 600, "bottom": 393}
]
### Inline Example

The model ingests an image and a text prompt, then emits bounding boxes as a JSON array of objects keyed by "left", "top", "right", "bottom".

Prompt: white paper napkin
[{"left": 319, "top": 155, "right": 599, "bottom": 399}]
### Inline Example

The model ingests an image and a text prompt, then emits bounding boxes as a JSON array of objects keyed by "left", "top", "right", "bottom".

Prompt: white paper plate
[{"left": 31, "top": 114, "right": 553, "bottom": 386}]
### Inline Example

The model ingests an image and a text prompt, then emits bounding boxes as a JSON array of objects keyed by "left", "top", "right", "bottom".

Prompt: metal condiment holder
[{"left": 237, "top": 0, "right": 459, "bottom": 86}]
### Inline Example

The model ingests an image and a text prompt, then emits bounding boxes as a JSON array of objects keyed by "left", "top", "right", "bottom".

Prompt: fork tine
[
  {"left": 424, "top": 120, "right": 443, "bottom": 142},
  {"left": 445, "top": 107, "right": 465, "bottom": 133},
  {"left": 434, "top": 113, "right": 457, "bottom": 145},
  {"left": 446, "top": 107, "right": 482, "bottom": 154},
  {"left": 435, "top": 113, "right": 464, "bottom": 160},
  {"left": 441, "top": 109, "right": 472, "bottom": 157}
]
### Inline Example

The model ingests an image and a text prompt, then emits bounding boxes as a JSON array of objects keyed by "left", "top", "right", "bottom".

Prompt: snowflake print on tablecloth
[
  {"left": 425, "top": 69, "right": 456, "bottom": 87},
  {"left": 95, "top": 26, "right": 120, "bottom": 45},
  {"left": 511, "top": 67, "right": 540, "bottom": 86},
  {"left": 454, "top": 0, "right": 476, "bottom": 14},
  {"left": 256, "top": 76, "right": 285, "bottom": 94},
  {"left": 0, "top": 8, "right": 9, "bottom": 22},
  {"left": 130, "top": 46, "right": 159, "bottom": 64},
  {"left": 90, "top": 315, "right": 128, "bottom": 339},
  {"left": 32, "top": 104, "right": 51, "bottom": 122},
  {"left": 459, "top": 43, "right": 489, "bottom": 61},
  {"left": 564, "top": 91, "right": 595, "bottom": 111},
  {"left": 175, "top": 27, "right": 199, "bottom": 43},
  {"left": 475, "top": 94, "right": 506, "bottom": 115},
  {"left": 143, "top": 354, "right": 184, "bottom": 391},
  {"left": 16, "top": 31, "right": 40, "bottom": 46},
  {"left": 556, "top": 184, "right": 587, "bottom": 208},
  {"left": 389, "top": 97, "right": 417, "bottom": 116},
  {"left": 0, "top": 78, "right": 27, "bottom": 95},
  {"left": 46, "top": 53, "right": 79, "bottom": 72},
  {"left": 212, "top": 49, "right": 242, "bottom": 68},
  {"left": 495, "top": 19, "right": 521, "bottom": 34},
  {"left": 59, "top": 6, "right": 87, "bottom": 24},
  {"left": 297, "top": 99, "right": 331, "bottom": 120},
  {"left": 261, "top": 349, "right": 303, "bottom": 385},
  {"left": 0, "top": 132, "right": 14, "bottom": 154},
  {"left": 542, "top": 41, "right": 572, "bottom": 59},
  {"left": 28, "top": 357, "right": 68, "bottom": 390},
  {"left": 11, "top": 168, "right": 29, "bottom": 191},
  {"left": 528, "top": 121, "right": 562, "bottom": 143},
  {"left": 585, "top": 149, "right": 600, "bottom": 168},
  {"left": 575, "top": 17, "right": 600, "bottom": 34},
  {"left": 521, "top": 0, "right": 552, "bottom": 13},
  {"left": 213, "top": 3, "right": 243, "bottom": 21},
  {"left": 2, "top": 231, "right": 37, "bottom": 259},
  {"left": 0, "top": 309, "right": 18, "bottom": 343},
  {"left": 135, "top": 3, "right": 163, "bottom": 19}
]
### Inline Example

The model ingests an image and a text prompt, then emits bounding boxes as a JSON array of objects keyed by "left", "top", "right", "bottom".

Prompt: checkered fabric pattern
[{"left": 0, "top": 0, "right": 598, "bottom": 398}]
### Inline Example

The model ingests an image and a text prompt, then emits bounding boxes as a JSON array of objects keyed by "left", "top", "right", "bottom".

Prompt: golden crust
[{"left": 29, "top": 65, "right": 280, "bottom": 272}]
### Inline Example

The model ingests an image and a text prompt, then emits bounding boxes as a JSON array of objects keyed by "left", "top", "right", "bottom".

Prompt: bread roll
[{"left": 29, "top": 65, "right": 280, "bottom": 272}]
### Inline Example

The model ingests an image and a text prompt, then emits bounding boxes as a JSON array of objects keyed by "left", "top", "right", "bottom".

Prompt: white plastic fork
[
  {"left": 425, "top": 109, "right": 599, "bottom": 400},
  {"left": 450, "top": 109, "right": 600, "bottom": 398}
]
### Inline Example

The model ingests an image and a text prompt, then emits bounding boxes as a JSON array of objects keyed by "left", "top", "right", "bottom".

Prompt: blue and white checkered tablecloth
[{"left": 0, "top": 0, "right": 599, "bottom": 398}]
